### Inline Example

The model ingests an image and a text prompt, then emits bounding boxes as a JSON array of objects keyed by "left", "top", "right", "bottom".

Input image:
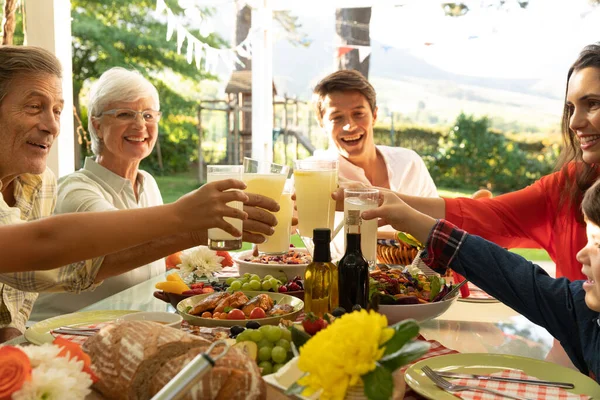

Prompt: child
[{"left": 362, "top": 181, "right": 600, "bottom": 383}]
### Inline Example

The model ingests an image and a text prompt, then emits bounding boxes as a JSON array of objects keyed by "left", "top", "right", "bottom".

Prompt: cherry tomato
[
  {"left": 249, "top": 307, "right": 266, "bottom": 319},
  {"left": 227, "top": 309, "right": 246, "bottom": 320}
]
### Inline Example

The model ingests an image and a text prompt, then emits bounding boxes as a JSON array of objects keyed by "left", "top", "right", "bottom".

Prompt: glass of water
[{"left": 206, "top": 165, "right": 244, "bottom": 251}]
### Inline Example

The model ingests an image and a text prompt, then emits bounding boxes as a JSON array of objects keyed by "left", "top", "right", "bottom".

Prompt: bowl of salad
[{"left": 369, "top": 265, "right": 458, "bottom": 324}]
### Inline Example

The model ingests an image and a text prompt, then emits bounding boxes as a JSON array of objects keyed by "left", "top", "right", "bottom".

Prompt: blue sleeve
[{"left": 447, "top": 234, "right": 592, "bottom": 373}]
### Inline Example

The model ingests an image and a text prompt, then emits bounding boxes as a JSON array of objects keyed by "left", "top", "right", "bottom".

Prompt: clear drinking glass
[
  {"left": 293, "top": 159, "right": 339, "bottom": 241},
  {"left": 207, "top": 165, "right": 244, "bottom": 251},
  {"left": 344, "top": 188, "right": 379, "bottom": 268},
  {"left": 257, "top": 180, "right": 294, "bottom": 254},
  {"left": 243, "top": 157, "right": 289, "bottom": 250}
]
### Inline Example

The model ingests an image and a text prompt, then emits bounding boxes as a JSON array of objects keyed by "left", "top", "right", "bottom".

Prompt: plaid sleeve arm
[{"left": 420, "top": 219, "right": 467, "bottom": 274}]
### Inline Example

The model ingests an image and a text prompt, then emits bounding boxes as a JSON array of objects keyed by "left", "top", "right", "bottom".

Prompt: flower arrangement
[
  {"left": 0, "top": 337, "right": 98, "bottom": 400},
  {"left": 289, "top": 310, "right": 429, "bottom": 400},
  {"left": 178, "top": 245, "right": 224, "bottom": 281}
]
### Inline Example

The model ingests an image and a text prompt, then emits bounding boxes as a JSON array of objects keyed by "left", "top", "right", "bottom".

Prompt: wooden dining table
[{"left": 14, "top": 261, "right": 573, "bottom": 399}]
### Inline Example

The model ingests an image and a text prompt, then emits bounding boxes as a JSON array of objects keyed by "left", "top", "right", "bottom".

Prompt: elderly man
[{"left": 0, "top": 46, "right": 277, "bottom": 342}]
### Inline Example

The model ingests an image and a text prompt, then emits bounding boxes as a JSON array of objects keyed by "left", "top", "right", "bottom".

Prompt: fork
[{"left": 422, "top": 366, "right": 534, "bottom": 400}]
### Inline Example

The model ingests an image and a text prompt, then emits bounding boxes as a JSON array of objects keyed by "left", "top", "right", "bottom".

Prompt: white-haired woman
[{"left": 34, "top": 68, "right": 191, "bottom": 318}]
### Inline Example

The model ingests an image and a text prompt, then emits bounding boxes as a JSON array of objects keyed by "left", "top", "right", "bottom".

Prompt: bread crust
[{"left": 83, "top": 321, "right": 266, "bottom": 400}]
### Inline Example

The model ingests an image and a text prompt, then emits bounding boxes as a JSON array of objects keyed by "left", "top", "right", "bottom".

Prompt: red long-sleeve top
[{"left": 444, "top": 167, "right": 586, "bottom": 281}]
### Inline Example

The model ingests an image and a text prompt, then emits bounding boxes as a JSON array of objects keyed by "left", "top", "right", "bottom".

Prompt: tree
[{"left": 335, "top": 7, "right": 371, "bottom": 78}]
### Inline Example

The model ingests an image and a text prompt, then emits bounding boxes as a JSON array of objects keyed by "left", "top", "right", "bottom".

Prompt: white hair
[{"left": 87, "top": 67, "right": 160, "bottom": 155}]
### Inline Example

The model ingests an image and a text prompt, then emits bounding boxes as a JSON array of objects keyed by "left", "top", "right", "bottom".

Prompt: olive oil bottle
[
  {"left": 338, "top": 209, "right": 369, "bottom": 311},
  {"left": 304, "top": 228, "right": 338, "bottom": 317}
]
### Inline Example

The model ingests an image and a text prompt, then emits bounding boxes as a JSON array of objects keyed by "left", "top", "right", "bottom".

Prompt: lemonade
[
  {"left": 294, "top": 168, "right": 338, "bottom": 237},
  {"left": 258, "top": 192, "right": 293, "bottom": 254},
  {"left": 207, "top": 167, "right": 244, "bottom": 250},
  {"left": 243, "top": 173, "right": 287, "bottom": 200}
]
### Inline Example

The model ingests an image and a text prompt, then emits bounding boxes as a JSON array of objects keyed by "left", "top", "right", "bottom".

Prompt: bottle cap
[{"left": 313, "top": 228, "right": 331, "bottom": 242}]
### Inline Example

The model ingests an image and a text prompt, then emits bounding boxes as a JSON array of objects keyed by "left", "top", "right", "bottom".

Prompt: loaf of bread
[
  {"left": 149, "top": 345, "right": 266, "bottom": 400},
  {"left": 83, "top": 321, "right": 265, "bottom": 400}
]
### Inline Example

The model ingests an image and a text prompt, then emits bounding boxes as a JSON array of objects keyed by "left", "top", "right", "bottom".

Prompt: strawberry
[
  {"left": 216, "top": 251, "right": 234, "bottom": 267},
  {"left": 301, "top": 312, "right": 328, "bottom": 336}
]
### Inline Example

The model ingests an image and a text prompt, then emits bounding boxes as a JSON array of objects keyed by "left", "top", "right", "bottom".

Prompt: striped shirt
[{"left": 0, "top": 168, "right": 103, "bottom": 332}]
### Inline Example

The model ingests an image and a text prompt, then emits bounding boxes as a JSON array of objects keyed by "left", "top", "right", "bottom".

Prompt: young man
[
  {"left": 0, "top": 46, "right": 278, "bottom": 342},
  {"left": 312, "top": 70, "right": 437, "bottom": 197}
]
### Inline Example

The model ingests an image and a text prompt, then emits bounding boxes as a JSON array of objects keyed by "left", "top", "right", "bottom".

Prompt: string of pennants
[{"left": 155, "top": 0, "right": 252, "bottom": 74}]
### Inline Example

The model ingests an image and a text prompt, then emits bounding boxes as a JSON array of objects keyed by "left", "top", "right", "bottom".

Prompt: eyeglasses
[{"left": 100, "top": 108, "right": 162, "bottom": 123}]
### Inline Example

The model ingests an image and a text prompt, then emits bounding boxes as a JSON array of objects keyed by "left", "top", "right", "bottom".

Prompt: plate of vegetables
[{"left": 369, "top": 265, "right": 458, "bottom": 324}]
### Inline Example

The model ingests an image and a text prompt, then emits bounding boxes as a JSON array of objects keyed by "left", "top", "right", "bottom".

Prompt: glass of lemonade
[
  {"left": 293, "top": 159, "right": 339, "bottom": 239},
  {"left": 243, "top": 157, "right": 290, "bottom": 248},
  {"left": 257, "top": 180, "right": 294, "bottom": 254},
  {"left": 344, "top": 188, "right": 379, "bottom": 267},
  {"left": 207, "top": 165, "right": 244, "bottom": 251}
]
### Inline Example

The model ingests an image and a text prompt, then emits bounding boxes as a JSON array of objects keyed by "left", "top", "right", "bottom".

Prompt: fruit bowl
[
  {"left": 233, "top": 248, "right": 311, "bottom": 281},
  {"left": 376, "top": 293, "right": 459, "bottom": 324},
  {"left": 176, "top": 291, "right": 304, "bottom": 327}
]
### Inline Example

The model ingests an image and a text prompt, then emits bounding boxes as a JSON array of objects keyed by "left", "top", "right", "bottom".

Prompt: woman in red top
[{"left": 394, "top": 44, "right": 600, "bottom": 281}]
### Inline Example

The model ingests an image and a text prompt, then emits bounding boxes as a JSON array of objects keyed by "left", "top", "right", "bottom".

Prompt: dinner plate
[
  {"left": 404, "top": 353, "right": 600, "bottom": 399},
  {"left": 176, "top": 290, "right": 304, "bottom": 327},
  {"left": 25, "top": 309, "right": 139, "bottom": 345},
  {"left": 233, "top": 248, "right": 311, "bottom": 280}
]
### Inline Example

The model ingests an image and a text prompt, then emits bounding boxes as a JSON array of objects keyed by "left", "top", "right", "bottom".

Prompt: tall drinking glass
[
  {"left": 243, "top": 157, "right": 289, "bottom": 248},
  {"left": 207, "top": 165, "right": 244, "bottom": 251},
  {"left": 294, "top": 159, "right": 339, "bottom": 241},
  {"left": 344, "top": 188, "right": 379, "bottom": 268},
  {"left": 257, "top": 180, "right": 294, "bottom": 254}
]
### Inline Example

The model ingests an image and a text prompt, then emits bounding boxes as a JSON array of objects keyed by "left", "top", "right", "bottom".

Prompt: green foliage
[{"left": 429, "top": 113, "right": 557, "bottom": 192}]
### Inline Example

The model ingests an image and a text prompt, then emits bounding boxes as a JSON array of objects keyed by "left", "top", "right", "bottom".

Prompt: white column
[
  {"left": 251, "top": 0, "right": 273, "bottom": 163},
  {"left": 24, "top": 0, "right": 75, "bottom": 178}
]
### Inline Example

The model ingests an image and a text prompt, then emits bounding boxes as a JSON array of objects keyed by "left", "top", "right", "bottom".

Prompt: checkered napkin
[
  {"left": 402, "top": 337, "right": 460, "bottom": 400},
  {"left": 50, "top": 322, "right": 111, "bottom": 346},
  {"left": 449, "top": 369, "right": 590, "bottom": 400},
  {"left": 461, "top": 282, "right": 497, "bottom": 301}
]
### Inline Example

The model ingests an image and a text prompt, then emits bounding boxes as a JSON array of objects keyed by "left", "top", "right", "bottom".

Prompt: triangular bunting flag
[
  {"left": 186, "top": 36, "right": 194, "bottom": 64},
  {"left": 176, "top": 25, "right": 187, "bottom": 54},
  {"left": 166, "top": 10, "right": 175, "bottom": 41},
  {"left": 195, "top": 43, "right": 203, "bottom": 69},
  {"left": 337, "top": 46, "right": 353, "bottom": 57},
  {"left": 357, "top": 46, "right": 371, "bottom": 63},
  {"left": 155, "top": 0, "right": 167, "bottom": 14}
]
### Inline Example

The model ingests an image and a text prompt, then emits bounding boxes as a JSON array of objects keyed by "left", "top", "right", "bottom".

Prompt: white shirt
[
  {"left": 313, "top": 145, "right": 438, "bottom": 259},
  {"left": 30, "top": 158, "right": 166, "bottom": 321}
]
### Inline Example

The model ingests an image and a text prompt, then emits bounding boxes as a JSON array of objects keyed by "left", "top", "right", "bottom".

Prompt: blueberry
[
  {"left": 352, "top": 304, "right": 363, "bottom": 312},
  {"left": 230, "top": 325, "right": 245, "bottom": 337},
  {"left": 246, "top": 321, "right": 261, "bottom": 330},
  {"left": 331, "top": 307, "right": 347, "bottom": 317}
]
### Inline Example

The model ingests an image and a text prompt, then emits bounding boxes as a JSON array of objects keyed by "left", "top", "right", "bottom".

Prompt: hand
[
  {"left": 175, "top": 179, "right": 249, "bottom": 237},
  {"left": 331, "top": 178, "right": 369, "bottom": 211},
  {"left": 361, "top": 192, "right": 437, "bottom": 244},
  {"left": 242, "top": 193, "right": 279, "bottom": 244},
  {"left": 0, "top": 327, "right": 22, "bottom": 343}
]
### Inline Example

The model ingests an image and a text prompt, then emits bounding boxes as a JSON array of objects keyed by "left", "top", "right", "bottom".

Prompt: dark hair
[
  {"left": 556, "top": 43, "right": 600, "bottom": 221},
  {"left": 312, "top": 70, "right": 376, "bottom": 124},
  {"left": 0, "top": 46, "right": 62, "bottom": 104},
  {"left": 582, "top": 179, "right": 600, "bottom": 226}
]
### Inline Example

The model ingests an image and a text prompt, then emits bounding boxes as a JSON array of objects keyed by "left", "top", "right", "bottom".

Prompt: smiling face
[
  {"left": 566, "top": 67, "right": 600, "bottom": 164},
  {"left": 0, "top": 73, "right": 63, "bottom": 180},
  {"left": 320, "top": 90, "right": 378, "bottom": 164},
  {"left": 93, "top": 97, "right": 158, "bottom": 174},
  {"left": 576, "top": 219, "right": 600, "bottom": 312}
]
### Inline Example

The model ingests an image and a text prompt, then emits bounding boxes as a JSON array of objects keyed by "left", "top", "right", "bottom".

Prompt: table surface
[{"left": 14, "top": 261, "right": 570, "bottom": 399}]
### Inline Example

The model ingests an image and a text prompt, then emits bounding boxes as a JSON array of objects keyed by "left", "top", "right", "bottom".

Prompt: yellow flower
[{"left": 297, "top": 310, "right": 393, "bottom": 400}]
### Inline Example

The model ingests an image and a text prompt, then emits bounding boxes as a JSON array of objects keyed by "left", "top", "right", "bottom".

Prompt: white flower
[
  {"left": 179, "top": 246, "right": 224, "bottom": 279},
  {"left": 12, "top": 347, "right": 92, "bottom": 400}
]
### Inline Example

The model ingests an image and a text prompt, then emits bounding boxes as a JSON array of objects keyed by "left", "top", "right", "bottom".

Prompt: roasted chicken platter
[{"left": 188, "top": 292, "right": 295, "bottom": 320}]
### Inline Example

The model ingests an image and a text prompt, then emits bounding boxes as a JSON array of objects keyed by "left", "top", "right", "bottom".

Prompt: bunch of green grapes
[
  {"left": 235, "top": 325, "right": 293, "bottom": 375},
  {"left": 225, "top": 273, "right": 285, "bottom": 293}
]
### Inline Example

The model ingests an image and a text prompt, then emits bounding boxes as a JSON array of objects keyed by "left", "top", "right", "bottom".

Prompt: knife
[{"left": 435, "top": 371, "right": 574, "bottom": 389}]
